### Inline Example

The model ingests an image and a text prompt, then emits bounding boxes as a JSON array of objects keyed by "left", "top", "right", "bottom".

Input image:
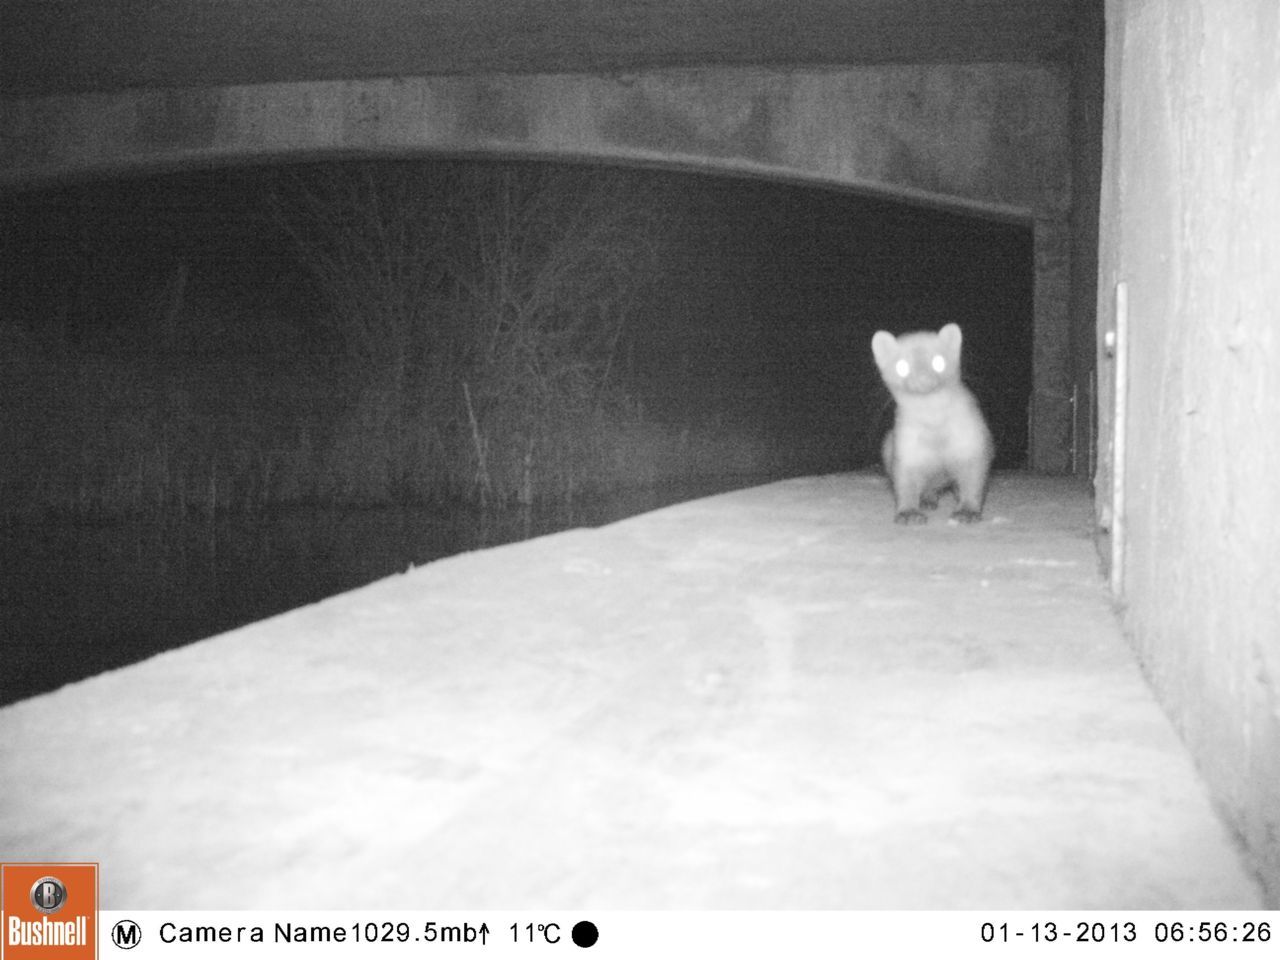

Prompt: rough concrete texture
[
  {"left": 1069, "top": 0, "right": 1105, "bottom": 481},
  {"left": 0, "top": 65, "right": 1068, "bottom": 214},
  {"left": 0, "top": 475, "right": 1263, "bottom": 909},
  {"left": 0, "top": 64, "right": 1074, "bottom": 472},
  {"left": 1033, "top": 216, "right": 1075, "bottom": 474},
  {"left": 0, "top": 0, "right": 1082, "bottom": 96},
  {"left": 1096, "top": 0, "right": 1280, "bottom": 904}
]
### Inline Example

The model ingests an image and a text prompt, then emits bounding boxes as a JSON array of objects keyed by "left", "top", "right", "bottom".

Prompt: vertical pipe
[{"left": 1110, "top": 280, "right": 1129, "bottom": 598}]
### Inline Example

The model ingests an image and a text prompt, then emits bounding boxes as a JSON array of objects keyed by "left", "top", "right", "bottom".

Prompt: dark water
[{"left": 0, "top": 478, "right": 768, "bottom": 706}]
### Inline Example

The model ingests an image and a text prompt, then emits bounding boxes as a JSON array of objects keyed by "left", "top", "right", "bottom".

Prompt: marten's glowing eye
[
  {"left": 894, "top": 359, "right": 911, "bottom": 378},
  {"left": 931, "top": 355, "right": 946, "bottom": 374}
]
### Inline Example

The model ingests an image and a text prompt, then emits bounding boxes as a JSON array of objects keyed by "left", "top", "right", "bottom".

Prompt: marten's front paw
[
  {"left": 920, "top": 495, "right": 940, "bottom": 510},
  {"left": 951, "top": 507, "right": 983, "bottom": 524},
  {"left": 894, "top": 509, "right": 928, "bottom": 525}
]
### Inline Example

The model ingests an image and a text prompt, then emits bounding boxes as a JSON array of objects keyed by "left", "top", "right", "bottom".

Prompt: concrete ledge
[{"left": 0, "top": 474, "right": 1262, "bottom": 908}]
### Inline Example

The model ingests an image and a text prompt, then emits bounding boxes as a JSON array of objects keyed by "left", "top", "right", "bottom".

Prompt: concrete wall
[
  {"left": 1069, "top": 1, "right": 1105, "bottom": 478},
  {"left": 1097, "top": 0, "right": 1280, "bottom": 903},
  {"left": 0, "top": 64, "right": 1075, "bottom": 470}
]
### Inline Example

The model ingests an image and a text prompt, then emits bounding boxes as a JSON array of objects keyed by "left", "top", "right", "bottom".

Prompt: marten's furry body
[{"left": 871, "top": 324, "right": 993, "bottom": 525}]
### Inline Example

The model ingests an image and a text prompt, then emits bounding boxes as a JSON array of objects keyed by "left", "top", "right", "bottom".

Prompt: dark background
[{"left": 0, "top": 158, "right": 1032, "bottom": 704}]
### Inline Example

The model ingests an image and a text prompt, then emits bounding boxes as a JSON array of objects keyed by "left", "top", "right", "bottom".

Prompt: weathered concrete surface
[
  {"left": 0, "top": 0, "right": 1082, "bottom": 97},
  {"left": 1069, "top": 0, "right": 1105, "bottom": 480},
  {"left": 1033, "top": 216, "right": 1075, "bottom": 474},
  {"left": 0, "top": 63, "right": 1075, "bottom": 472},
  {"left": 0, "top": 66, "right": 1068, "bottom": 215},
  {"left": 1096, "top": 0, "right": 1280, "bottom": 905},
  {"left": 0, "top": 474, "right": 1263, "bottom": 908}
]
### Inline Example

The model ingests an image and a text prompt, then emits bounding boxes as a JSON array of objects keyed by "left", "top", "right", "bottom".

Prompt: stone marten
[{"left": 871, "top": 323, "right": 994, "bottom": 524}]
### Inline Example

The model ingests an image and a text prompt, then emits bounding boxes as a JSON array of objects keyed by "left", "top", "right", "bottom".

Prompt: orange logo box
[{"left": 0, "top": 864, "right": 97, "bottom": 960}]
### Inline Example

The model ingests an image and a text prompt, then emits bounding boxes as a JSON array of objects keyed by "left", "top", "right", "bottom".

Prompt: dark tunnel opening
[
  {"left": 630, "top": 170, "right": 1033, "bottom": 474},
  {"left": 0, "top": 157, "right": 1034, "bottom": 704}
]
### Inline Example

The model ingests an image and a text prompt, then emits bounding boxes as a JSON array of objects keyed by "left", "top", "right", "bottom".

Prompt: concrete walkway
[{"left": 0, "top": 473, "right": 1264, "bottom": 908}]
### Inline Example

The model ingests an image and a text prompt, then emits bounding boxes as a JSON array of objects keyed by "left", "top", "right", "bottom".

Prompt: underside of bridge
[
  {"left": 0, "top": 0, "right": 1101, "bottom": 479},
  {"left": 3, "top": 0, "right": 1081, "bottom": 95}
]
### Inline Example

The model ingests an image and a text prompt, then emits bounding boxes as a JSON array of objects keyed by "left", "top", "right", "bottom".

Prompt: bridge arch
[{"left": 0, "top": 64, "right": 1074, "bottom": 470}]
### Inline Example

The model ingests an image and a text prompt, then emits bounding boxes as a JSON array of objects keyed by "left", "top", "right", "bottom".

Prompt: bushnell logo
[
  {"left": 29, "top": 877, "right": 67, "bottom": 915},
  {"left": 1, "top": 862, "right": 97, "bottom": 958}
]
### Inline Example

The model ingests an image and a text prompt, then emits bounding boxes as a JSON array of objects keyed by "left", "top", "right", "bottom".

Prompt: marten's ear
[
  {"left": 938, "top": 323, "right": 962, "bottom": 353},
  {"left": 871, "top": 331, "right": 897, "bottom": 366}
]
